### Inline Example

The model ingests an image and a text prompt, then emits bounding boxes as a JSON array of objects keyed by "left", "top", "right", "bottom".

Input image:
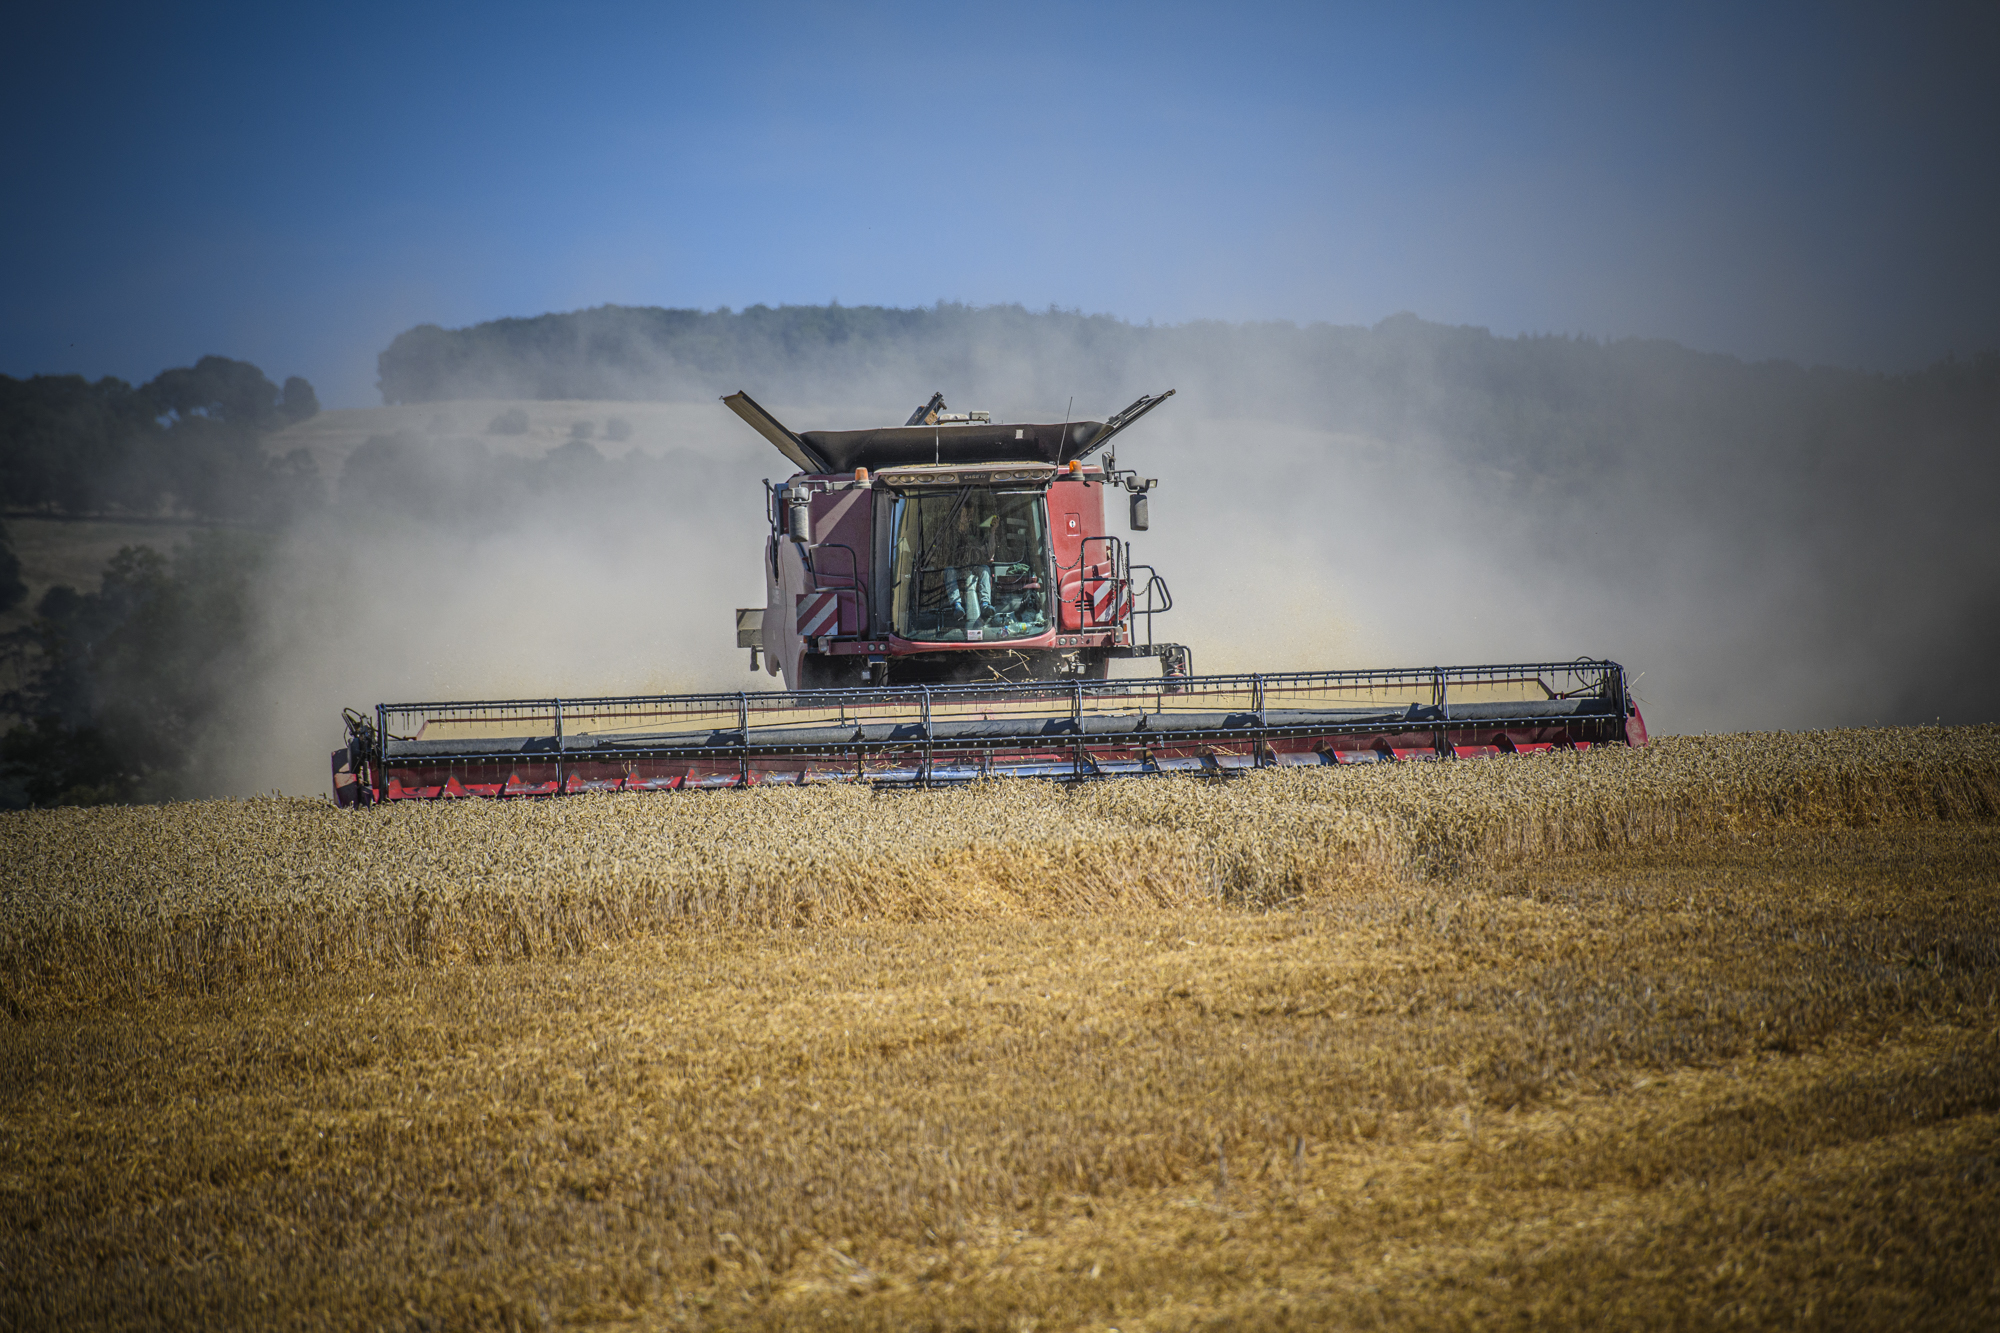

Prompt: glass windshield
[{"left": 891, "top": 488, "right": 1051, "bottom": 641}]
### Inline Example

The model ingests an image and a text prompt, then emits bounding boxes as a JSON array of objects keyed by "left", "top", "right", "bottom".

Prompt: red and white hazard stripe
[
  {"left": 1084, "top": 574, "right": 1129, "bottom": 626},
  {"left": 796, "top": 590, "right": 840, "bottom": 639}
]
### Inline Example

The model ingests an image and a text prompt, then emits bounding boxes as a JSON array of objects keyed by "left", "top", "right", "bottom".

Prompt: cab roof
[{"left": 723, "top": 390, "right": 1173, "bottom": 475}]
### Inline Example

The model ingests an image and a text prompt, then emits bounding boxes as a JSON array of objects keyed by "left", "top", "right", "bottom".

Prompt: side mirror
[{"left": 1129, "top": 490, "right": 1150, "bottom": 532}]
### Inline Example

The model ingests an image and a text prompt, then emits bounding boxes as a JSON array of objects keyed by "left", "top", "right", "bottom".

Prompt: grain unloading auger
[{"left": 333, "top": 391, "right": 1647, "bottom": 805}]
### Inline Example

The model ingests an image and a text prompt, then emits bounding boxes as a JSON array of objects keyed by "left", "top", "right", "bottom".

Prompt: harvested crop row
[{"left": 3, "top": 727, "right": 1995, "bottom": 999}]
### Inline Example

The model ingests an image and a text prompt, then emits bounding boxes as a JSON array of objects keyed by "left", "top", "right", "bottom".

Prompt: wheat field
[{"left": 3, "top": 728, "right": 1998, "bottom": 1329}]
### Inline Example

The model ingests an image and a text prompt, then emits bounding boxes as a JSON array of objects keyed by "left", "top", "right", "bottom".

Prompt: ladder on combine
[{"left": 333, "top": 659, "right": 1645, "bottom": 806}]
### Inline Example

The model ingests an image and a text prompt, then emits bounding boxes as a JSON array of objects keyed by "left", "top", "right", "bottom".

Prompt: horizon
[{"left": 11, "top": 300, "right": 1986, "bottom": 418}]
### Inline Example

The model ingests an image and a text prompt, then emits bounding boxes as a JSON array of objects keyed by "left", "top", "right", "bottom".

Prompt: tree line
[
  {"left": 0, "top": 355, "right": 318, "bottom": 806},
  {"left": 1, "top": 355, "right": 320, "bottom": 522},
  {"left": 373, "top": 302, "right": 2000, "bottom": 496},
  {"left": 1, "top": 532, "right": 263, "bottom": 806}
]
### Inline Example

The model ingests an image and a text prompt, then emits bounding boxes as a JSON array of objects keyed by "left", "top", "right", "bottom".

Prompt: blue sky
[{"left": 6, "top": 1, "right": 1996, "bottom": 405}]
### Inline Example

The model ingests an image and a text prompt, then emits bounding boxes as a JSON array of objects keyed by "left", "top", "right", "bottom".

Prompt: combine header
[
  {"left": 335, "top": 661, "right": 1644, "bottom": 803},
  {"left": 333, "top": 390, "right": 1647, "bottom": 805}
]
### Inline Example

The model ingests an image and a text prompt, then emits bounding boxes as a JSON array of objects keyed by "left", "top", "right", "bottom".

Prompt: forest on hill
[{"left": 375, "top": 303, "right": 2000, "bottom": 504}]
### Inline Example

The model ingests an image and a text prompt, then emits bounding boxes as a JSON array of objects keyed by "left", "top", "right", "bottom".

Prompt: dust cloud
[{"left": 227, "top": 311, "right": 1995, "bottom": 798}]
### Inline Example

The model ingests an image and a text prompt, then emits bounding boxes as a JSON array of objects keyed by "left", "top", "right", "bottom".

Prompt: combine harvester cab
[
  {"left": 725, "top": 388, "right": 1186, "bottom": 690},
  {"left": 331, "top": 389, "right": 1647, "bottom": 806}
]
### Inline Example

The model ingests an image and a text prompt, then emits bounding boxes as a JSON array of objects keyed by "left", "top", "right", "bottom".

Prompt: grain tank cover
[
  {"left": 723, "top": 389, "right": 1176, "bottom": 474},
  {"left": 799, "top": 421, "right": 1104, "bottom": 473}
]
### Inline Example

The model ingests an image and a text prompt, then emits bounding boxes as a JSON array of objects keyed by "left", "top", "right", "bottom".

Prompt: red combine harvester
[
  {"left": 333, "top": 391, "right": 1646, "bottom": 805},
  {"left": 726, "top": 388, "right": 1189, "bottom": 689}
]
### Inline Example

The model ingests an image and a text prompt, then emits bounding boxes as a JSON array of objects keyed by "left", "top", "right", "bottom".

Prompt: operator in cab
[{"left": 940, "top": 489, "right": 1000, "bottom": 630}]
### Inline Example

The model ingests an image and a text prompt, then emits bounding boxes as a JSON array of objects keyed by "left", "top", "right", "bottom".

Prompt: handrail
[
  {"left": 1125, "top": 564, "right": 1172, "bottom": 649},
  {"left": 1078, "top": 534, "right": 1125, "bottom": 630},
  {"left": 806, "top": 542, "right": 868, "bottom": 636},
  {"left": 378, "top": 659, "right": 1624, "bottom": 717}
]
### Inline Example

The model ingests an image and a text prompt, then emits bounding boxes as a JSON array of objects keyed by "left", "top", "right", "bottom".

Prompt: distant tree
[
  {"left": 0, "top": 372, "right": 153, "bottom": 512},
  {"left": 339, "top": 432, "right": 502, "bottom": 520},
  {"left": 340, "top": 434, "right": 423, "bottom": 507},
  {"left": 2, "top": 358, "right": 322, "bottom": 521},
  {"left": 0, "top": 715, "right": 131, "bottom": 808},
  {"left": 569, "top": 420, "right": 595, "bottom": 440},
  {"left": 280, "top": 375, "right": 320, "bottom": 423},
  {"left": 544, "top": 440, "right": 602, "bottom": 469},
  {"left": 487, "top": 407, "right": 529, "bottom": 435},
  {"left": 603, "top": 417, "right": 632, "bottom": 442},
  {"left": 0, "top": 519, "right": 26, "bottom": 614},
  {"left": 143, "top": 355, "right": 285, "bottom": 430},
  {"left": 0, "top": 532, "right": 264, "bottom": 807},
  {"left": 265, "top": 447, "right": 324, "bottom": 522},
  {"left": 376, "top": 323, "right": 466, "bottom": 405}
]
